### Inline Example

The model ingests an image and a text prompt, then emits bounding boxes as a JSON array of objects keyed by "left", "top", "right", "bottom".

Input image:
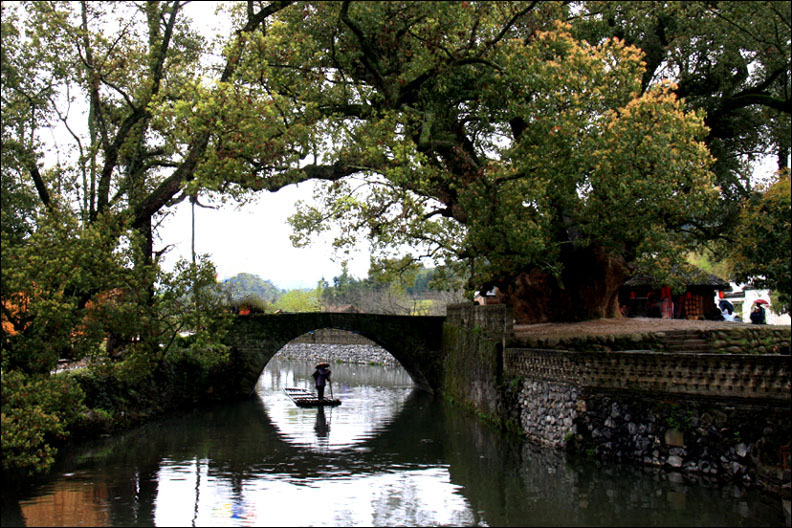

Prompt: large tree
[
  {"left": 5, "top": 1, "right": 786, "bottom": 329},
  {"left": 1, "top": 1, "right": 299, "bottom": 369},
  {"left": 573, "top": 1, "right": 791, "bottom": 244},
  {"left": 274, "top": 1, "right": 718, "bottom": 322},
  {"left": 1, "top": 1, "right": 308, "bottom": 264}
]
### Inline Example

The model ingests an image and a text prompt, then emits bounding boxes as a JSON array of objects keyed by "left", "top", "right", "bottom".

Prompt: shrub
[{"left": 1, "top": 369, "right": 86, "bottom": 479}]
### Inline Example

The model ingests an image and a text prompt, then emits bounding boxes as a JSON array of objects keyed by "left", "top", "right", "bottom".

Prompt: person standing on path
[
  {"left": 312, "top": 363, "right": 332, "bottom": 400},
  {"left": 750, "top": 302, "right": 766, "bottom": 324}
]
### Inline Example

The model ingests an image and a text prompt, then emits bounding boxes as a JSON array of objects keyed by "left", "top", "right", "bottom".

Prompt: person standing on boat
[{"left": 312, "top": 363, "right": 332, "bottom": 400}]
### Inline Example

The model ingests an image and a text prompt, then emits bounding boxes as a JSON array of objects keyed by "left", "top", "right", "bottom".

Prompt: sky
[{"left": 158, "top": 182, "right": 373, "bottom": 291}]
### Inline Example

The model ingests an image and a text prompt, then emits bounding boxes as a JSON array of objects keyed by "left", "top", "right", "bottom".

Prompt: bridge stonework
[{"left": 224, "top": 312, "right": 445, "bottom": 396}]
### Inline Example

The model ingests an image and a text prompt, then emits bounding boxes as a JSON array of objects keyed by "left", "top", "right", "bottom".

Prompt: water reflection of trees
[
  {"left": 6, "top": 365, "right": 443, "bottom": 526},
  {"left": 5, "top": 359, "right": 785, "bottom": 527},
  {"left": 15, "top": 483, "right": 110, "bottom": 527}
]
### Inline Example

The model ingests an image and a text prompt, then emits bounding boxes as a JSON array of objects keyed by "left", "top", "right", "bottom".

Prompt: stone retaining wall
[
  {"left": 510, "top": 375, "right": 791, "bottom": 495},
  {"left": 505, "top": 348, "right": 791, "bottom": 496},
  {"left": 274, "top": 343, "right": 400, "bottom": 367},
  {"left": 441, "top": 304, "right": 791, "bottom": 496},
  {"left": 568, "top": 393, "right": 791, "bottom": 496},
  {"left": 516, "top": 378, "right": 580, "bottom": 447},
  {"left": 289, "top": 328, "right": 377, "bottom": 346}
]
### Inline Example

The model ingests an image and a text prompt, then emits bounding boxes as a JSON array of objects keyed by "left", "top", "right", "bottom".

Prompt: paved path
[{"left": 513, "top": 317, "right": 786, "bottom": 339}]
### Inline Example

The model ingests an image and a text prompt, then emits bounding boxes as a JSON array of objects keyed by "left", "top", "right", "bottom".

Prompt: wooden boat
[{"left": 283, "top": 387, "right": 341, "bottom": 407}]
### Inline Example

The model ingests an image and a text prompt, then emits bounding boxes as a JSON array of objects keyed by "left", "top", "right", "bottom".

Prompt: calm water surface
[{"left": 2, "top": 354, "right": 787, "bottom": 527}]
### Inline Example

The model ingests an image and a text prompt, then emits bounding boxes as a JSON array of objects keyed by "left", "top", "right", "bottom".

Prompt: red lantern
[{"left": 718, "top": 290, "right": 724, "bottom": 299}]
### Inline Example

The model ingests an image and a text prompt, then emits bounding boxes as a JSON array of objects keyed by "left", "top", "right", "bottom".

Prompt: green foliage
[
  {"left": 1, "top": 370, "right": 87, "bottom": 479},
  {"left": 226, "top": 295, "right": 271, "bottom": 314},
  {"left": 3, "top": 0, "right": 787, "bottom": 328},
  {"left": 574, "top": 1, "right": 791, "bottom": 227},
  {"left": 0, "top": 1, "right": 295, "bottom": 373},
  {"left": 273, "top": 288, "right": 322, "bottom": 313},
  {"left": 221, "top": 273, "right": 282, "bottom": 304},
  {"left": 1, "top": 213, "right": 138, "bottom": 373},
  {"left": 730, "top": 171, "right": 792, "bottom": 313},
  {"left": 685, "top": 250, "right": 732, "bottom": 284},
  {"left": 316, "top": 261, "right": 465, "bottom": 315},
  {"left": 116, "top": 256, "right": 232, "bottom": 381},
  {"left": 278, "top": 2, "right": 718, "bottom": 313}
]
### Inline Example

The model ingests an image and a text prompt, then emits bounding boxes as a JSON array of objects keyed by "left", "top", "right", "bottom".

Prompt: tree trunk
[{"left": 493, "top": 246, "right": 629, "bottom": 324}]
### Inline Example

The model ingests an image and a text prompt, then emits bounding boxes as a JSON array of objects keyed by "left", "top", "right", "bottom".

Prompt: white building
[{"left": 719, "top": 284, "right": 791, "bottom": 325}]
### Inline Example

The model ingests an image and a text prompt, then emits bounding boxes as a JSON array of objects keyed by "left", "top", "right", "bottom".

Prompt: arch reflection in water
[
  {"left": 258, "top": 356, "right": 414, "bottom": 450},
  {"left": 4, "top": 357, "right": 787, "bottom": 527},
  {"left": 151, "top": 357, "right": 474, "bottom": 527}
]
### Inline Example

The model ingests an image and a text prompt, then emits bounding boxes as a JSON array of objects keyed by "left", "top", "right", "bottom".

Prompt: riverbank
[{"left": 443, "top": 304, "right": 792, "bottom": 502}]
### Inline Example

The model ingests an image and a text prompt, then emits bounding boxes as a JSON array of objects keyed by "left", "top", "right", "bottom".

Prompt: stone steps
[{"left": 661, "top": 331, "right": 713, "bottom": 352}]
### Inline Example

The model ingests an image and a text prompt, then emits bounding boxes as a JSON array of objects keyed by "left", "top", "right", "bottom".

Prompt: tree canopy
[
  {"left": 730, "top": 171, "right": 791, "bottom": 313},
  {"left": 279, "top": 1, "right": 722, "bottom": 320},
  {"left": 3, "top": 0, "right": 790, "bottom": 331},
  {"left": 221, "top": 272, "right": 283, "bottom": 303},
  {"left": 573, "top": 1, "right": 791, "bottom": 239}
]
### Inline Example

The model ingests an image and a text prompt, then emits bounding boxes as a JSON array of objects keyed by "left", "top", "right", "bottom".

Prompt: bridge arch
[{"left": 223, "top": 313, "right": 446, "bottom": 396}]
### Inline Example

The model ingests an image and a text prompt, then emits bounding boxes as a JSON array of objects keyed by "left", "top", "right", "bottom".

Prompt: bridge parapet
[{"left": 446, "top": 303, "right": 514, "bottom": 347}]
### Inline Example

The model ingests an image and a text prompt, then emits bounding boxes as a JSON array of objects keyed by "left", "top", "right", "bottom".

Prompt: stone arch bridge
[{"left": 223, "top": 312, "right": 447, "bottom": 396}]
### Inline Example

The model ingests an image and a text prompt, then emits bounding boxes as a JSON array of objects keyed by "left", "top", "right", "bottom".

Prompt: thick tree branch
[
  {"left": 131, "top": 1, "right": 294, "bottom": 230},
  {"left": 477, "top": 1, "right": 539, "bottom": 58},
  {"left": 26, "top": 157, "right": 53, "bottom": 212},
  {"left": 240, "top": 161, "right": 367, "bottom": 193},
  {"left": 339, "top": 1, "right": 391, "bottom": 101},
  {"left": 722, "top": 93, "right": 791, "bottom": 114}
]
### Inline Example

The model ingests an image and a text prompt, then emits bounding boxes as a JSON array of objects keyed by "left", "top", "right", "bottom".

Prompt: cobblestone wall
[
  {"left": 273, "top": 343, "right": 401, "bottom": 367},
  {"left": 570, "top": 393, "right": 791, "bottom": 496},
  {"left": 516, "top": 379, "right": 580, "bottom": 447},
  {"left": 505, "top": 348, "right": 791, "bottom": 495}
]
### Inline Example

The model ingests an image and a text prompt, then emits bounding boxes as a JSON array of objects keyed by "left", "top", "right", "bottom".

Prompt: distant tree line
[{"left": 222, "top": 262, "right": 466, "bottom": 316}]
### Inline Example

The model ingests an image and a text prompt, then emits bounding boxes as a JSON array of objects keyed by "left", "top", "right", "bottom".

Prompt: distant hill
[{"left": 221, "top": 273, "right": 282, "bottom": 303}]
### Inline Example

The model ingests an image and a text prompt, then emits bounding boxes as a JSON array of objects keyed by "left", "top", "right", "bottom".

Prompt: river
[{"left": 1, "top": 354, "right": 787, "bottom": 527}]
